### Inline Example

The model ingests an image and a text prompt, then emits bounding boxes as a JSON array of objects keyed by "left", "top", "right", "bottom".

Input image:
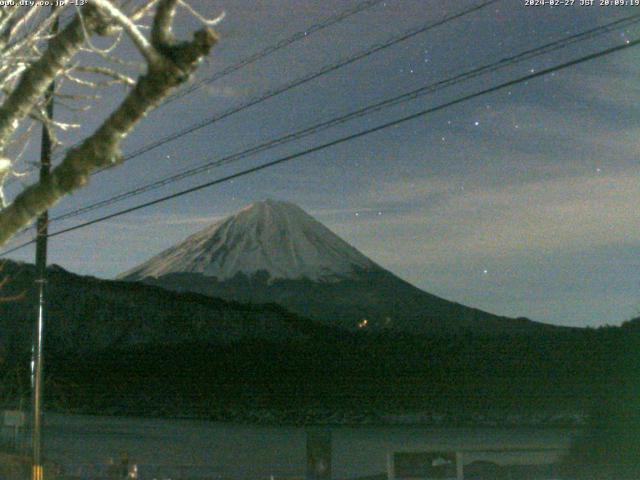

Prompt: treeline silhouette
[{"left": 30, "top": 320, "right": 638, "bottom": 423}]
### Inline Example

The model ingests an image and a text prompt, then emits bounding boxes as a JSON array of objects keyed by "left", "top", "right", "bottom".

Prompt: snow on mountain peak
[{"left": 120, "top": 199, "right": 378, "bottom": 282}]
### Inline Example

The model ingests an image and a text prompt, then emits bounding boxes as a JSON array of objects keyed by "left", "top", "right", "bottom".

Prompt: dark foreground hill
[
  {"left": 0, "top": 259, "right": 637, "bottom": 429},
  {"left": 44, "top": 327, "right": 634, "bottom": 426},
  {"left": 0, "top": 259, "right": 335, "bottom": 357}
]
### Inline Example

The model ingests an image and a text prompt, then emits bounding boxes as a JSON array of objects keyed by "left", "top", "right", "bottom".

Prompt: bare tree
[{"left": 0, "top": 0, "right": 221, "bottom": 247}]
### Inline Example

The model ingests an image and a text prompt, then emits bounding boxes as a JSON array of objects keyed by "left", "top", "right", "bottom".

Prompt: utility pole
[
  {"left": 31, "top": 10, "right": 58, "bottom": 480},
  {"left": 306, "top": 429, "right": 332, "bottom": 480}
]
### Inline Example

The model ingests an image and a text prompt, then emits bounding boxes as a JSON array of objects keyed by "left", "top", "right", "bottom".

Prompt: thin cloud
[
  {"left": 104, "top": 213, "right": 223, "bottom": 229},
  {"left": 332, "top": 170, "right": 640, "bottom": 266}
]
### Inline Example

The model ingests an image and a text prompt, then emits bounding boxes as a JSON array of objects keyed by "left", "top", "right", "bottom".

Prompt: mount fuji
[
  {"left": 120, "top": 199, "right": 554, "bottom": 335},
  {"left": 121, "top": 199, "right": 377, "bottom": 282}
]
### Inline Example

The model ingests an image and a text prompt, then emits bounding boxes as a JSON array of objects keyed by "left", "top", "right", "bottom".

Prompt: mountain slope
[
  {"left": 0, "top": 263, "right": 612, "bottom": 424},
  {"left": 0, "top": 260, "right": 327, "bottom": 358},
  {"left": 121, "top": 199, "right": 376, "bottom": 282},
  {"left": 120, "top": 200, "right": 558, "bottom": 335}
]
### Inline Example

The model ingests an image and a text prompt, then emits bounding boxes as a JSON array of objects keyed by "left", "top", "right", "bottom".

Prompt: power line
[
  {"left": 48, "top": 12, "right": 640, "bottom": 224},
  {"left": 83, "top": 0, "right": 501, "bottom": 177},
  {"left": 2, "top": 33, "right": 637, "bottom": 256},
  {"left": 2, "top": 0, "right": 502, "bottom": 246},
  {"left": 161, "top": 0, "right": 389, "bottom": 106},
  {"left": 46, "top": 0, "right": 388, "bottom": 164},
  {"left": 4, "top": 0, "right": 388, "bottom": 185},
  {"left": 3, "top": 0, "right": 503, "bottom": 242},
  {"left": 0, "top": 0, "right": 393, "bottom": 242}
]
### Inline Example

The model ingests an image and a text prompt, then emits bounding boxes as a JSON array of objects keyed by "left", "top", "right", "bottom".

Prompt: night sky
[{"left": 4, "top": 0, "right": 640, "bottom": 328}]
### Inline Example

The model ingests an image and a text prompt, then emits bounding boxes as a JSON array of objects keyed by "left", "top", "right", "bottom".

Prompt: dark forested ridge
[
  {"left": 136, "top": 269, "right": 563, "bottom": 336},
  {"left": 0, "top": 260, "right": 638, "bottom": 428},
  {"left": 45, "top": 324, "right": 638, "bottom": 425},
  {"left": 0, "top": 261, "right": 325, "bottom": 355}
]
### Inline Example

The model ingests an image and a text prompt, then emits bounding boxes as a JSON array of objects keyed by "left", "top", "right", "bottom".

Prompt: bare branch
[
  {"left": 2, "top": 7, "right": 64, "bottom": 57},
  {"left": 0, "top": 16, "right": 218, "bottom": 245},
  {"left": 0, "top": 158, "right": 15, "bottom": 207},
  {"left": 177, "top": 0, "right": 225, "bottom": 27},
  {"left": 90, "top": 0, "right": 162, "bottom": 65},
  {"left": 76, "top": 23, "right": 123, "bottom": 56},
  {"left": 10, "top": 122, "right": 36, "bottom": 165},
  {"left": 0, "top": 1, "right": 222, "bottom": 247},
  {"left": 73, "top": 65, "right": 136, "bottom": 86},
  {"left": 62, "top": 71, "right": 100, "bottom": 88},
  {"left": 0, "top": 5, "right": 26, "bottom": 49},
  {"left": 130, "top": 0, "right": 160, "bottom": 21},
  {"left": 53, "top": 98, "right": 93, "bottom": 113},
  {"left": 0, "top": 8, "right": 108, "bottom": 154},
  {"left": 54, "top": 92, "right": 102, "bottom": 102},
  {"left": 7, "top": 5, "right": 43, "bottom": 40},
  {"left": 78, "top": 42, "right": 144, "bottom": 71},
  {"left": 31, "top": 107, "right": 80, "bottom": 132},
  {"left": 151, "top": 0, "right": 178, "bottom": 47}
]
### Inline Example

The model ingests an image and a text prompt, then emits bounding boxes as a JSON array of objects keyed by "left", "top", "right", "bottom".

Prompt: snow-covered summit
[{"left": 120, "top": 199, "right": 378, "bottom": 282}]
